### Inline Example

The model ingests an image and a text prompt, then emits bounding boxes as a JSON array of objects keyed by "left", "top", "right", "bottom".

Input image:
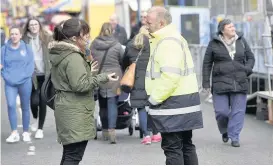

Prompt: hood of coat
[
  {"left": 49, "top": 40, "right": 84, "bottom": 66},
  {"left": 91, "top": 35, "right": 118, "bottom": 50},
  {"left": 212, "top": 31, "right": 244, "bottom": 42}
]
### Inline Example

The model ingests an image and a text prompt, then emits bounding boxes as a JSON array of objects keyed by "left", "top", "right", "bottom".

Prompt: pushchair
[{"left": 94, "top": 93, "right": 137, "bottom": 139}]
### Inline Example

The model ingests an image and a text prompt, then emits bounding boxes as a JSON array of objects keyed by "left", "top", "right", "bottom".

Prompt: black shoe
[
  {"left": 231, "top": 141, "right": 240, "bottom": 147},
  {"left": 222, "top": 133, "right": 229, "bottom": 143}
]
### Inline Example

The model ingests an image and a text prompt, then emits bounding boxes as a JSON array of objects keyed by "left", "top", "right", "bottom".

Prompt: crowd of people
[{"left": 1, "top": 5, "right": 254, "bottom": 165}]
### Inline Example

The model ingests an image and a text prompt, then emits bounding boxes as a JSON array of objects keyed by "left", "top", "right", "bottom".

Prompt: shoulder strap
[{"left": 98, "top": 45, "right": 114, "bottom": 74}]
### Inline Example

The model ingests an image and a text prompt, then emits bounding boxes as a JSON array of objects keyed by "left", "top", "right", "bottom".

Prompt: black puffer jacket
[
  {"left": 123, "top": 35, "right": 150, "bottom": 108},
  {"left": 202, "top": 32, "right": 255, "bottom": 94}
]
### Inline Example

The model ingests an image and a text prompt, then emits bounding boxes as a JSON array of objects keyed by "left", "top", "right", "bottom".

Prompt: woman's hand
[
  {"left": 107, "top": 73, "right": 119, "bottom": 81},
  {"left": 91, "top": 61, "right": 98, "bottom": 73},
  {"left": 0, "top": 64, "right": 3, "bottom": 70}
]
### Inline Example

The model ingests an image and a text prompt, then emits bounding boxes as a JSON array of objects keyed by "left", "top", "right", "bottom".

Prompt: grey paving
[{"left": 1, "top": 81, "right": 272, "bottom": 165}]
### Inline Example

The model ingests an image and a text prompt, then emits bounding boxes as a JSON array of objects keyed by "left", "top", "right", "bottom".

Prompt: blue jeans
[
  {"left": 5, "top": 78, "right": 32, "bottom": 132},
  {"left": 138, "top": 108, "right": 158, "bottom": 136},
  {"left": 99, "top": 96, "right": 118, "bottom": 129},
  {"left": 212, "top": 92, "right": 247, "bottom": 142}
]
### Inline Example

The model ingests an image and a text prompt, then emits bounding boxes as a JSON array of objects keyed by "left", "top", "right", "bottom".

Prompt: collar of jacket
[{"left": 150, "top": 24, "right": 177, "bottom": 39}]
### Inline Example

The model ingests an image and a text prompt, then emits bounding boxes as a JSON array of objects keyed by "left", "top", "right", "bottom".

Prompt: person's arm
[
  {"left": 242, "top": 38, "right": 255, "bottom": 75},
  {"left": 121, "top": 27, "right": 128, "bottom": 45},
  {"left": 26, "top": 45, "right": 35, "bottom": 75},
  {"left": 1, "top": 46, "right": 5, "bottom": 70},
  {"left": 202, "top": 41, "right": 214, "bottom": 89},
  {"left": 148, "top": 40, "right": 183, "bottom": 105},
  {"left": 66, "top": 54, "right": 109, "bottom": 93}
]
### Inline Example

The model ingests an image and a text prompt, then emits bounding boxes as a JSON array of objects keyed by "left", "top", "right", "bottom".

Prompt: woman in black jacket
[
  {"left": 202, "top": 19, "right": 255, "bottom": 147},
  {"left": 123, "top": 26, "right": 161, "bottom": 145}
]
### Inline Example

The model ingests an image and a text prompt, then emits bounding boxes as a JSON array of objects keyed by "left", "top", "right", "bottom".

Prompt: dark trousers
[
  {"left": 60, "top": 141, "right": 88, "bottom": 165},
  {"left": 161, "top": 130, "right": 198, "bottom": 165},
  {"left": 31, "top": 75, "right": 47, "bottom": 129},
  {"left": 99, "top": 95, "right": 118, "bottom": 129},
  {"left": 212, "top": 92, "right": 247, "bottom": 141}
]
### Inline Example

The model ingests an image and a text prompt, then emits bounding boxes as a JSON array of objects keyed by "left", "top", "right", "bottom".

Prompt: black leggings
[
  {"left": 61, "top": 141, "right": 88, "bottom": 165},
  {"left": 31, "top": 75, "right": 47, "bottom": 129}
]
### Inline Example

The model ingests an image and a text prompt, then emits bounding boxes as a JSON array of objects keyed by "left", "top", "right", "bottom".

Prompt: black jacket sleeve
[
  {"left": 202, "top": 41, "right": 214, "bottom": 89},
  {"left": 242, "top": 38, "right": 255, "bottom": 75},
  {"left": 122, "top": 41, "right": 138, "bottom": 72}
]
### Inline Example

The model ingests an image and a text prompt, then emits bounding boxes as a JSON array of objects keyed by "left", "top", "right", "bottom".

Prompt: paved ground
[{"left": 1, "top": 81, "right": 273, "bottom": 165}]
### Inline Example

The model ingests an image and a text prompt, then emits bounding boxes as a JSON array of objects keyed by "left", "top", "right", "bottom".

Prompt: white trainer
[
  {"left": 31, "top": 120, "right": 38, "bottom": 132},
  {"left": 35, "top": 129, "right": 44, "bottom": 139},
  {"left": 6, "top": 132, "right": 20, "bottom": 143},
  {"left": 22, "top": 132, "right": 31, "bottom": 142}
]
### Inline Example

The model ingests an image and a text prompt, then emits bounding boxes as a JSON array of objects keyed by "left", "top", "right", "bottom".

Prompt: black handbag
[{"left": 41, "top": 73, "right": 56, "bottom": 110}]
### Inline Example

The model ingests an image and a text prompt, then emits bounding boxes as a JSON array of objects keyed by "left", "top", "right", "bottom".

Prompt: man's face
[
  {"left": 146, "top": 11, "right": 160, "bottom": 33},
  {"left": 141, "top": 12, "right": 147, "bottom": 25},
  {"left": 109, "top": 17, "right": 118, "bottom": 29}
]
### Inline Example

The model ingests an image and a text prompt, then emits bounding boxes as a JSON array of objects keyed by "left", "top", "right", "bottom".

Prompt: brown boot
[
  {"left": 102, "top": 129, "right": 109, "bottom": 141},
  {"left": 108, "top": 129, "right": 116, "bottom": 144}
]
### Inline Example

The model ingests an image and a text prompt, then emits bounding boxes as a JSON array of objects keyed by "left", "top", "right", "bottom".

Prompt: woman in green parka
[{"left": 49, "top": 18, "right": 119, "bottom": 165}]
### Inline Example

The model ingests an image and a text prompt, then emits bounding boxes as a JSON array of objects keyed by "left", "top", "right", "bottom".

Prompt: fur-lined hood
[{"left": 49, "top": 40, "right": 84, "bottom": 66}]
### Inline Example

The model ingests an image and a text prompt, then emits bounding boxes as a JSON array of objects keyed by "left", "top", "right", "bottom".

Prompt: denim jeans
[
  {"left": 5, "top": 78, "right": 32, "bottom": 131},
  {"left": 212, "top": 92, "right": 247, "bottom": 142},
  {"left": 138, "top": 108, "right": 158, "bottom": 136},
  {"left": 99, "top": 95, "right": 118, "bottom": 129}
]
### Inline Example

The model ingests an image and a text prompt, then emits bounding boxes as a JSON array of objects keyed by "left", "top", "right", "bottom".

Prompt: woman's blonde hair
[
  {"left": 134, "top": 26, "right": 149, "bottom": 49},
  {"left": 99, "top": 22, "right": 113, "bottom": 37}
]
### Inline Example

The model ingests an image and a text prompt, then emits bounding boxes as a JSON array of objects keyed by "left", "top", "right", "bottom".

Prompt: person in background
[
  {"left": 1, "top": 26, "right": 34, "bottom": 143},
  {"left": 91, "top": 22, "right": 124, "bottom": 144},
  {"left": 109, "top": 14, "right": 128, "bottom": 45},
  {"left": 202, "top": 19, "right": 255, "bottom": 147},
  {"left": 129, "top": 11, "right": 147, "bottom": 40},
  {"left": 145, "top": 6, "right": 203, "bottom": 165},
  {"left": 123, "top": 26, "right": 161, "bottom": 145},
  {"left": 22, "top": 16, "right": 52, "bottom": 139},
  {"left": 1, "top": 27, "right": 6, "bottom": 46},
  {"left": 50, "top": 18, "right": 118, "bottom": 165}
]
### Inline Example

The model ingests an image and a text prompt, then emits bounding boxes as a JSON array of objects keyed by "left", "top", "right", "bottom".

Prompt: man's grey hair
[{"left": 148, "top": 6, "right": 172, "bottom": 25}]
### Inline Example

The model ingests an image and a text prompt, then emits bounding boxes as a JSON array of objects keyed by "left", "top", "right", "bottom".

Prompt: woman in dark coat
[
  {"left": 123, "top": 26, "right": 161, "bottom": 145},
  {"left": 202, "top": 19, "right": 255, "bottom": 147},
  {"left": 91, "top": 22, "right": 124, "bottom": 144}
]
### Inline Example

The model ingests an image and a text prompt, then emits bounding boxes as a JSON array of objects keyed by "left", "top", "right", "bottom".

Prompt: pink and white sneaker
[
  {"left": 151, "top": 134, "right": 162, "bottom": 143},
  {"left": 141, "top": 136, "right": 152, "bottom": 145}
]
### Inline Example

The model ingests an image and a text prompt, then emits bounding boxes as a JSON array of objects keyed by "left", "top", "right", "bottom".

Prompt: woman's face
[
  {"left": 10, "top": 28, "right": 22, "bottom": 44},
  {"left": 223, "top": 23, "right": 236, "bottom": 38},
  {"left": 76, "top": 33, "right": 90, "bottom": 51},
  {"left": 28, "top": 20, "right": 40, "bottom": 34}
]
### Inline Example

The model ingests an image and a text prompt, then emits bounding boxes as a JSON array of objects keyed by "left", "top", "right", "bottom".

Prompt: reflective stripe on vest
[
  {"left": 146, "top": 66, "right": 195, "bottom": 78},
  {"left": 148, "top": 105, "right": 201, "bottom": 116},
  {"left": 149, "top": 37, "right": 192, "bottom": 79}
]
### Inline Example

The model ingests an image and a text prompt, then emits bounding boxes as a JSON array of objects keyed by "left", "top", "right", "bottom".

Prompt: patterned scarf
[{"left": 219, "top": 34, "right": 238, "bottom": 60}]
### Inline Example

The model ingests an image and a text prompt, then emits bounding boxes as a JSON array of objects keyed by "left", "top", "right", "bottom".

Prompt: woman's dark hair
[
  {"left": 23, "top": 16, "right": 48, "bottom": 43},
  {"left": 53, "top": 18, "right": 90, "bottom": 41},
  {"left": 217, "top": 19, "right": 232, "bottom": 35}
]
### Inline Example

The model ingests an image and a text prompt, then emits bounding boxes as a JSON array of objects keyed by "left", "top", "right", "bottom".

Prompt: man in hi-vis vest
[{"left": 145, "top": 6, "right": 203, "bottom": 165}]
